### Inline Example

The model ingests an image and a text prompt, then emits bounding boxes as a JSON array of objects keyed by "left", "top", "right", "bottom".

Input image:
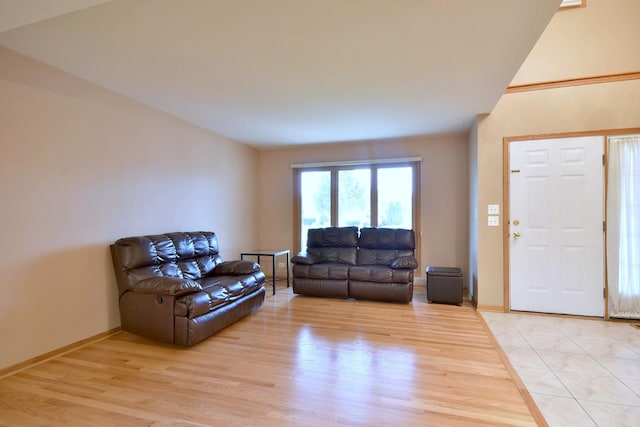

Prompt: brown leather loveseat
[
  {"left": 110, "top": 231, "right": 266, "bottom": 345},
  {"left": 291, "top": 227, "right": 418, "bottom": 302}
]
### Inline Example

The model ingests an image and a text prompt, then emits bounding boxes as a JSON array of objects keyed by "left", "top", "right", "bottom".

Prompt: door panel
[{"left": 509, "top": 136, "right": 604, "bottom": 316}]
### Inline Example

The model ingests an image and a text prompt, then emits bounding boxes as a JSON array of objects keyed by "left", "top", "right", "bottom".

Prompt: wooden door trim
[
  {"left": 603, "top": 137, "right": 609, "bottom": 320},
  {"left": 502, "top": 140, "right": 511, "bottom": 312}
]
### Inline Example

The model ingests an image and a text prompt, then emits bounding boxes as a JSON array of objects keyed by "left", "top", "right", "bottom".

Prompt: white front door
[{"left": 509, "top": 136, "right": 604, "bottom": 316}]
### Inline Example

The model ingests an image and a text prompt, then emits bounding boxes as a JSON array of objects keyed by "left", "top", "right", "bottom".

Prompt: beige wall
[
  {"left": 474, "top": 0, "right": 640, "bottom": 308},
  {"left": 257, "top": 134, "right": 469, "bottom": 282},
  {"left": 0, "top": 47, "right": 260, "bottom": 370},
  {"left": 511, "top": 0, "right": 640, "bottom": 85}
]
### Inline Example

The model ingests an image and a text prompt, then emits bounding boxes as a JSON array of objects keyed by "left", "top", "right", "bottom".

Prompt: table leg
[
  {"left": 271, "top": 256, "right": 276, "bottom": 295},
  {"left": 286, "top": 252, "right": 290, "bottom": 287}
]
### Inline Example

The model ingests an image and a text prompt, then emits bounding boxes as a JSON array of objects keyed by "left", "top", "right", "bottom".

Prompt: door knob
[{"left": 513, "top": 232, "right": 521, "bottom": 238}]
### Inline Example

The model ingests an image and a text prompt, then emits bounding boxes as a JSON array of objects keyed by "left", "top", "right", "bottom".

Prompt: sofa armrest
[
  {"left": 291, "top": 252, "right": 316, "bottom": 265},
  {"left": 389, "top": 256, "right": 418, "bottom": 269},
  {"left": 131, "top": 277, "right": 202, "bottom": 296},
  {"left": 212, "top": 260, "right": 260, "bottom": 275}
]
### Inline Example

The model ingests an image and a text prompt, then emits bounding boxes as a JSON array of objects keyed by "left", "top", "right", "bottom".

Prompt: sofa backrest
[
  {"left": 357, "top": 228, "right": 415, "bottom": 265},
  {"left": 306, "top": 226, "right": 358, "bottom": 265},
  {"left": 110, "top": 231, "right": 223, "bottom": 296}
]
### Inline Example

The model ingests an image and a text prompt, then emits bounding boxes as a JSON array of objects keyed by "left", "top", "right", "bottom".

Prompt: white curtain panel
[{"left": 607, "top": 135, "right": 640, "bottom": 318}]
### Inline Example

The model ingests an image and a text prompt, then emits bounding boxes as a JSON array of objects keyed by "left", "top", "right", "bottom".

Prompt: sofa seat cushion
[
  {"left": 349, "top": 265, "right": 413, "bottom": 284},
  {"left": 175, "top": 272, "right": 265, "bottom": 318},
  {"left": 292, "top": 263, "right": 351, "bottom": 280},
  {"left": 357, "top": 248, "right": 415, "bottom": 266}
]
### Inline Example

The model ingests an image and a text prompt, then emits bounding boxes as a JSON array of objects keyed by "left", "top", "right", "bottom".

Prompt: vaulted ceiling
[{"left": 0, "top": 0, "right": 561, "bottom": 147}]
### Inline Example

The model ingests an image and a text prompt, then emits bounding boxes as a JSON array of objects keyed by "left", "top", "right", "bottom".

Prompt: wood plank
[{"left": 0, "top": 285, "right": 540, "bottom": 426}]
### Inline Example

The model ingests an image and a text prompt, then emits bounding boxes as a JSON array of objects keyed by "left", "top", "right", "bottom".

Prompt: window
[
  {"left": 338, "top": 168, "right": 371, "bottom": 228},
  {"left": 607, "top": 135, "right": 640, "bottom": 318},
  {"left": 300, "top": 170, "right": 331, "bottom": 249},
  {"left": 293, "top": 159, "right": 420, "bottom": 252},
  {"left": 377, "top": 166, "right": 413, "bottom": 229},
  {"left": 559, "top": 0, "right": 585, "bottom": 9}
]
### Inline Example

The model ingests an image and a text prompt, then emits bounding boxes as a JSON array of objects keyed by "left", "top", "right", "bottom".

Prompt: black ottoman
[{"left": 426, "top": 266, "right": 463, "bottom": 305}]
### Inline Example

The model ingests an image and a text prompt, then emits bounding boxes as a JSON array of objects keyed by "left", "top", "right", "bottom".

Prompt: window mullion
[
  {"left": 371, "top": 166, "right": 378, "bottom": 227},
  {"left": 330, "top": 168, "right": 338, "bottom": 226}
]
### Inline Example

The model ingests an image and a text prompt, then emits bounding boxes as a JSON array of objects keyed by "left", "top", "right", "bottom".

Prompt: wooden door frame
[{"left": 502, "top": 128, "right": 640, "bottom": 319}]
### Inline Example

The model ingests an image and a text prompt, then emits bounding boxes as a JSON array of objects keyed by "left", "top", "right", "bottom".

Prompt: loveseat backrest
[
  {"left": 111, "top": 231, "right": 223, "bottom": 296},
  {"left": 306, "top": 226, "right": 358, "bottom": 265},
  {"left": 357, "top": 228, "right": 415, "bottom": 265}
]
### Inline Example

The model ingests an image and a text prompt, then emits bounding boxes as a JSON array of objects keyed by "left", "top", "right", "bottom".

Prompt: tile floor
[{"left": 480, "top": 311, "right": 640, "bottom": 427}]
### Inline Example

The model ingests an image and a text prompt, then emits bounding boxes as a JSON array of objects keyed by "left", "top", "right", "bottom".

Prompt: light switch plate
[
  {"left": 488, "top": 215, "right": 499, "bottom": 226},
  {"left": 488, "top": 204, "right": 500, "bottom": 215}
]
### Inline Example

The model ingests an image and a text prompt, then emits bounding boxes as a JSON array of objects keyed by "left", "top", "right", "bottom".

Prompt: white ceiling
[{"left": 0, "top": 0, "right": 560, "bottom": 148}]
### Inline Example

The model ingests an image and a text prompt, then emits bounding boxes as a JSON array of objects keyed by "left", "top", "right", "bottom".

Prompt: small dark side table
[
  {"left": 240, "top": 249, "right": 290, "bottom": 295},
  {"left": 426, "top": 266, "right": 463, "bottom": 305}
]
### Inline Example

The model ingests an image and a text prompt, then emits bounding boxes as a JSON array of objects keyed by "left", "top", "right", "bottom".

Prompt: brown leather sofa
[
  {"left": 110, "top": 231, "right": 266, "bottom": 345},
  {"left": 292, "top": 227, "right": 418, "bottom": 302}
]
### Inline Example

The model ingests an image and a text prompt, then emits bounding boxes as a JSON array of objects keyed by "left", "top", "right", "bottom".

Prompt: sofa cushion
[
  {"left": 200, "top": 274, "right": 264, "bottom": 298},
  {"left": 112, "top": 231, "right": 224, "bottom": 294},
  {"left": 307, "top": 247, "right": 358, "bottom": 265},
  {"left": 357, "top": 248, "right": 415, "bottom": 266},
  {"left": 356, "top": 228, "right": 416, "bottom": 266},
  {"left": 175, "top": 272, "right": 265, "bottom": 318},
  {"left": 292, "top": 263, "right": 351, "bottom": 280},
  {"left": 302, "top": 227, "right": 359, "bottom": 265},
  {"left": 116, "top": 232, "right": 219, "bottom": 269},
  {"left": 358, "top": 228, "right": 415, "bottom": 250},
  {"left": 307, "top": 226, "right": 358, "bottom": 248},
  {"left": 349, "top": 265, "right": 413, "bottom": 283}
]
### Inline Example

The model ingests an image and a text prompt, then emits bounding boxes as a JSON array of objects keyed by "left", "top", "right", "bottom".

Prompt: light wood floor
[{"left": 0, "top": 284, "right": 543, "bottom": 426}]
